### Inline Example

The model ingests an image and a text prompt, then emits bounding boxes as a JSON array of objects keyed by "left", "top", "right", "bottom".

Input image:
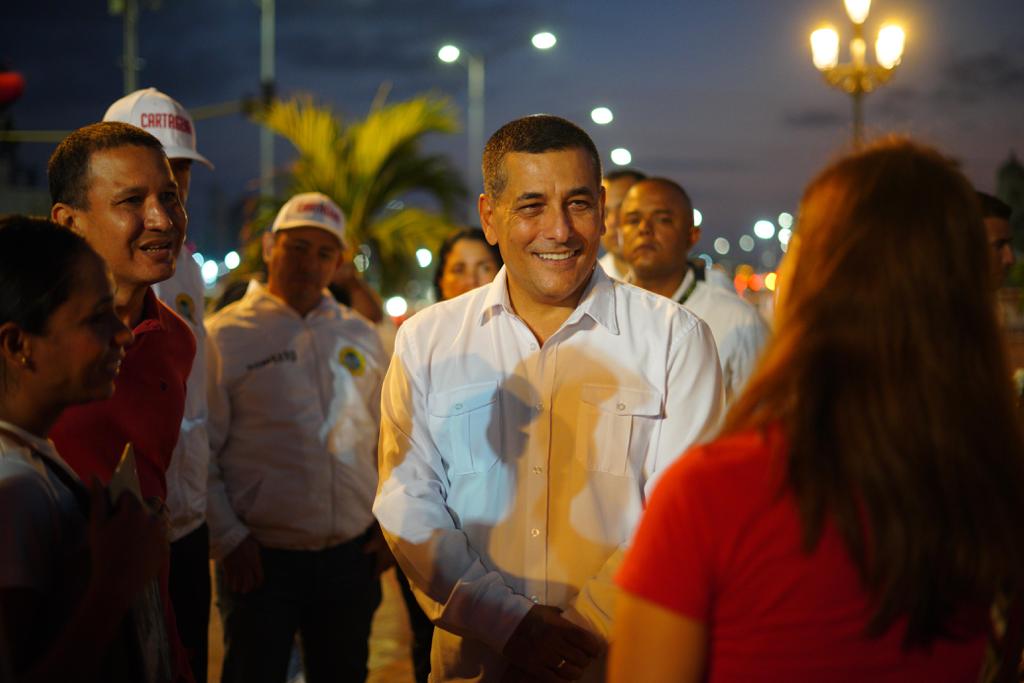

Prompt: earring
[{"left": 18, "top": 356, "right": 28, "bottom": 367}]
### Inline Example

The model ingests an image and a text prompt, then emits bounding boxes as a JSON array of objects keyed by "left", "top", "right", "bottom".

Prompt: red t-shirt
[
  {"left": 617, "top": 426, "right": 988, "bottom": 683},
  {"left": 51, "top": 289, "right": 195, "bottom": 501},
  {"left": 50, "top": 288, "right": 196, "bottom": 683}
]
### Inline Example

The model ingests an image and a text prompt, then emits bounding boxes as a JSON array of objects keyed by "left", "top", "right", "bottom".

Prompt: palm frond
[
  {"left": 249, "top": 92, "right": 466, "bottom": 293},
  {"left": 369, "top": 208, "right": 457, "bottom": 292}
]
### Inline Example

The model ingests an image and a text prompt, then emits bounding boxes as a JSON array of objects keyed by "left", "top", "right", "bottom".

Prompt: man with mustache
[
  {"left": 374, "top": 115, "right": 724, "bottom": 682},
  {"left": 48, "top": 120, "right": 197, "bottom": 682},
  {"left": 621, "top": 178, "right": 769, "bottom": 404},
  {"left": 977, "top": 191, "right": 1015, "bottom": 287}
]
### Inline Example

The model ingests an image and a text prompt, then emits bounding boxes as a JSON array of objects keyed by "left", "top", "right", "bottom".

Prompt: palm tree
[{"left": 248, "top": 92, "right": 466, "bottom": 293}]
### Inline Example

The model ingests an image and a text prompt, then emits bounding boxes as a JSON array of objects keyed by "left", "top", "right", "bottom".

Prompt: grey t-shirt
[{"left": 0, "top": 426, "right": 86, "bottom": 594}]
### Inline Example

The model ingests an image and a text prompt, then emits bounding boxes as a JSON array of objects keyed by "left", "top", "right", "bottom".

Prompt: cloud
[
  {"left": 639, "top": 155, "right": 747, "bottom": 174},
  {"left": 874, "top": 85, "right": 921, "bottom": 122},
  {"left": 782, "top": 107, "right": 845, "bottom": 129},
  {"left": 935, "top": 49, "right": 1024, "bottom": 101},
  {"left": 787, "top": 47, "right": 1024, "bottom": 130},
  {"left": 276, "top": 0, "right": 554, "bottom": 77}
]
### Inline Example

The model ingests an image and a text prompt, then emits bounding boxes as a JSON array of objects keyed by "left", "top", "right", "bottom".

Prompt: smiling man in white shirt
[
  {"left": 374, "top": 115, "right": 724, "bottom": 682},
  {"left": 206, "top": 193, "right": 388, "bottom": 683}
]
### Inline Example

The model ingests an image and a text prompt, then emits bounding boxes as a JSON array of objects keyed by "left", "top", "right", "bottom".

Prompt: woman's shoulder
[{"left": 670, "top": 425, "right": 783, "bottom": 485}]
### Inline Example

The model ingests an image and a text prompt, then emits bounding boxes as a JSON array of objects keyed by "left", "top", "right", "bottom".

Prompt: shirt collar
[
  {"left": 479, "top": 267, "right": 514, "bottom": 320},
  {"left": 478, "top": 264, "right": 619, "bottom": 335},
  {"left": 668, "top": 267, "right": 696, "bottom": 303},
  {"left": 132, "top": 288, "right": 166, "bottom": 336},
  {"left": 0, "top": 419, "right": 68, "bottom": 468},
  {"left": 245, "top": 279, "right": 338, "bottom": 320}
]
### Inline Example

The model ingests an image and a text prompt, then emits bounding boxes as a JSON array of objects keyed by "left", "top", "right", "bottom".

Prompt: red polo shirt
[
  {"left": 51, "top": 288, "right": 195, "bottom": 501},
  {"left": 51, "top": 287, "right": 196, "bottom": 683}
]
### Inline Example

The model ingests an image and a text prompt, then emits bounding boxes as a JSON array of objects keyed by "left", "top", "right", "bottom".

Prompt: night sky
[{"left": 4, "top": 0, "right": 1023, "bottom": 276}]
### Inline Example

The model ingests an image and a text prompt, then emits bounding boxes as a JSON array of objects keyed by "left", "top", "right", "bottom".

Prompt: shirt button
[
  {"left": 616, "top": 402, "right": 626, "bottom": 411},
  {"left": 530, "top": 343, "right": 538, "bottom": 351},
  {"left": 530, "top": 528, "right": 540, "bottom": 537},
  {"left": 532, "top": 466, "right": 543, "bottom": 474}
]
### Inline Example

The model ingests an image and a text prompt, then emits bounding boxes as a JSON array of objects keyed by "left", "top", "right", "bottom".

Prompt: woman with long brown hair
[{"left": 609, "top": 140, "right": 1024, "bottom": 682}]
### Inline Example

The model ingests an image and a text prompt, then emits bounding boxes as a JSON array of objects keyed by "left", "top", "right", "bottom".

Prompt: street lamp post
[
  {"left": 467, "top": 54, "right": 485, "bottom": 202},
  {"left": 439, "top": 32, "right": 557, "bottom": 211},
  {"left": 809, "top": 0, "right": 905, "bottom": 147}
]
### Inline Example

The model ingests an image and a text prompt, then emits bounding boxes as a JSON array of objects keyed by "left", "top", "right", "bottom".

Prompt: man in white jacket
[{"left": 206, "top": 193, "right": 388, "bottom": 683}]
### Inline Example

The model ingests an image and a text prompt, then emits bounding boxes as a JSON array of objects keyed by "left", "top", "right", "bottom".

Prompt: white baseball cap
[
  {"left": 103, "top": 87, "right": 214, "bottom": 169},
  {"left": 272, "top": 192, "right": 347, "bottom": 248}
]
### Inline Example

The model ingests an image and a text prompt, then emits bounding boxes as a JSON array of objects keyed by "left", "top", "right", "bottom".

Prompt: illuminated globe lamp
[{"left": 809, "top": 0, "right": 905, "bottom": 147}]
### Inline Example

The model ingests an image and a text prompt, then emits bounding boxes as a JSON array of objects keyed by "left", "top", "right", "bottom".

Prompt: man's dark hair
[
  {"left": 977, "top": 191, "right": 1012, "bottom": 220},
  {"left": 482, "top": 115, "right": 602, "bottom": 198},
  {"left": 48, "top": 121, "right": 165, "bottom": 208},
  {"left": 604, "top": 168, "right": 646, "bottom": 184}
]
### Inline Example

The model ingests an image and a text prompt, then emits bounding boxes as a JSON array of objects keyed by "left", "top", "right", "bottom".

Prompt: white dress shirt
[
  {"left": 670, "top": 268, "right": 770, "bottom": 404},
  {"left": 373, "top": 266, "right": 724, "bottom": 682},
  {"left": 206, "top": 280, "right": 384, "bottom": 559},
  {"left": 597, "top": 251, "right": 629, "bottom": 282},
  {"left": 154, "top": 253, "right": 210, "bottom": 541}
]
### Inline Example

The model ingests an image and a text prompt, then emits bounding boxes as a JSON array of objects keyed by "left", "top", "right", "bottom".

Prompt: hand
[
  {"left": 222, "top": 534, "right": 264, "bottom": 594},
  {"left": 88, "top": 481, "right": 167, "bottom": 610},
  {"left": 502, "top": 604, "right": 603, "bottom": 681},
  {"left": 362, "top": 524, "right": 396, "bottom": 579}
]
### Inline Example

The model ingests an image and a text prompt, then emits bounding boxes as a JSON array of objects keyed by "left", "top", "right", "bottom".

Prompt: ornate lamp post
[
  {"left": 438, "top": 32, "right": 557, "bottom": 204},
  {"left": 809, "top": 0, "right": 905, "bottom": 147}
]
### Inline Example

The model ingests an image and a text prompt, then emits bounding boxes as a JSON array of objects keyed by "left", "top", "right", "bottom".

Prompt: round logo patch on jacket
[{"left": 339, "top": 346, "right": 366, "bottom": 376}]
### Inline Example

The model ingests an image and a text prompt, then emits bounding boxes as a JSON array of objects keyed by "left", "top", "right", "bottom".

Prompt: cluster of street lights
[
  {"left": 809, "top": 0, "right": 906, "bottom": 146},
  {"left": 708, "top": 211, "right": 794, "bottom": 262}
]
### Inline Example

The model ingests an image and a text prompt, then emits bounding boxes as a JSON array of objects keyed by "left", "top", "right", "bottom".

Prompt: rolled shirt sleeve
[{"left": 374, "top": 332, "right": 535, "bottom": 653}]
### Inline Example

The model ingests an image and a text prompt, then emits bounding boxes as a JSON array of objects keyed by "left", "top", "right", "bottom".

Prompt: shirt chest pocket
[
  {"left": 574, "top": 384, "right": 663, "bottom": 477},
  {"left": 429, "top": 381, "right": 501, "bottom": 477}
]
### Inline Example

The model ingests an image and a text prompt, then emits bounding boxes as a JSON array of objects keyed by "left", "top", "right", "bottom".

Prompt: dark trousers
[
  {"left": 397, "top": 569, "right": 434, "bottom": 683},
  {"left": 216, "top": 533, "right": 382, "bottom": 683},
  {"left": 168, "top": 523, "right": 211, "bottom": 683}
]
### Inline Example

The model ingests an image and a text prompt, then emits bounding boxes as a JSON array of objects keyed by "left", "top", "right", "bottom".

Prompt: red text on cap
[
  {"left": 140, "top": 112, "right": 193, "bottom": 134},
  {"left": 295, "top": 201, "right": 341, "bottom": 223}
]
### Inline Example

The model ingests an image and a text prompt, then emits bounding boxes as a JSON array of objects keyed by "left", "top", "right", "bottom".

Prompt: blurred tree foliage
[{"left": 237, "top": 92, "right": 465, "bottom": 294}]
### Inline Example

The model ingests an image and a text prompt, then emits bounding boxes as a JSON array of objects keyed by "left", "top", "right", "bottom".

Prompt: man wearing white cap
[
  {"left": 104, "top": 86, "right": 215, "bottom": 683},
  {"left": 206, "top": 192, "right": 390, "bottom": 683}
]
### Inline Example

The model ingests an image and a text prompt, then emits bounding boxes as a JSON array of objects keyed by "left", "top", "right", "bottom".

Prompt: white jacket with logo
[
  {"left": 153, "top": 253, "right": 209, "bottom": 542},
  {"left": 206, "top": 280, "right": 384, "bottom": 559}
]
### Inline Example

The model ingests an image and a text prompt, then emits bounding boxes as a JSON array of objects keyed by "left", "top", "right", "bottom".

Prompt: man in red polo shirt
[{"left": 48, "top": 121, "right": 196, "bottom": 683}]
